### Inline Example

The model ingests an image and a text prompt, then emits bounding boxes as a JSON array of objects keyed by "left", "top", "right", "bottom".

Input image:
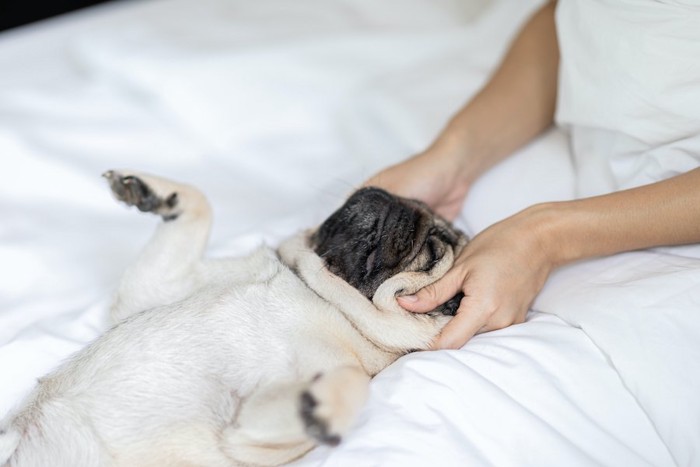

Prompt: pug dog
[{"left": 0, "top": 170, "right": 467, "bottom": 467}]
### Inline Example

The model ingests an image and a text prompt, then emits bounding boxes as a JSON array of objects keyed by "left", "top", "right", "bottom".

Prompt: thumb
[{"left": 397, "top": 270, "right": 464, "bottom": 313}]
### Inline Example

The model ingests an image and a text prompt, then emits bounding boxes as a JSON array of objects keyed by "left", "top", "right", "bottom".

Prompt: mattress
[{"left": 1, "top": 0, "right": 697, "bottom": 465}]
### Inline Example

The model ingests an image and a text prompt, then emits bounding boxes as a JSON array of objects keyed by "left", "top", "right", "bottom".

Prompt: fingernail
[{"left": 398, "top": 294, "right": 418, "bottom": 303}]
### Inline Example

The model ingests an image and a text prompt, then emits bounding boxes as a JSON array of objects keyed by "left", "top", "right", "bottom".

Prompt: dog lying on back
[{"left": 0, "top": 171, "right": 467, "bottom": 467}]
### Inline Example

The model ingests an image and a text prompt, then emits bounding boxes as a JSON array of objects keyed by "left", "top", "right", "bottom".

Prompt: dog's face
[{"left": 311, "top": 187, "right": 466, "bottom": 315}]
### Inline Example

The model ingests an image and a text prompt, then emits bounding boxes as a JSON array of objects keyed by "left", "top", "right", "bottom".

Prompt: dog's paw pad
[
  {"left": 300, "top": 390, "right": 341, "bottom": 446},
  {"left": 298, "top": 367, "right": 369, "bottom": 446},
  {"left": 103, "top": 171, "right": 180, "bottom": 220}
]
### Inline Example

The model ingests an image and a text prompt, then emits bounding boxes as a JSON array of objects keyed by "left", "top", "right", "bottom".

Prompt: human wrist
[
  {"left": 427, "top": 124, "right": 490, "bottom": 189},
  {"left": 520, "top": 201, "right": 593, "bottom": 268},
  {"left": 514, "top": 202, "right": 572, "bottom": 270}
]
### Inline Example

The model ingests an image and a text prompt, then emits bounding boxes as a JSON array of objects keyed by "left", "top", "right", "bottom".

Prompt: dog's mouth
[{"left": 310, "top": 187, "right": 466, "bottom": 314}]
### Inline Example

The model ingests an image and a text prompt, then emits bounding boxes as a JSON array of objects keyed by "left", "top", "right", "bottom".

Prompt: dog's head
[
  {"left": 310, "top": 187, "right": 466, "bottom": 316},
  {"left": 278, "top": 187, "right": 467, "bottom": 353}
]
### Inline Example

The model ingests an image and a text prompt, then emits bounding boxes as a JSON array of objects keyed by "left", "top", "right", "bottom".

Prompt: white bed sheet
[{"left": 1, "top": 0, "right": 695, "bottom": 465}]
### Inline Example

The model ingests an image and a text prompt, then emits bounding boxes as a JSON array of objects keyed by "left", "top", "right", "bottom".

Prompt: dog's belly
[
  {"left": 32, "top": 259, "right": 346, "bottom": 445},
  {"left": 11, "top": 247, "right": 374, "bottom": 467}
]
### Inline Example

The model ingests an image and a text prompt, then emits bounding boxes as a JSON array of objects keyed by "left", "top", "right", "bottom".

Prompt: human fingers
[
  {"left": 362, "top": 169, "right": 391, "bottom": 190},
  {"left": 362, "top": 160, "right": 411, "bottom": 193},
  {"left": 431, "top": 299, "right": 487, "bottom": 349},
  {"left": 397, "top": 268, "right": 465, "bottom": 314},
  {"left": 436, "top": 295, "right": 531, "bottom": 348}
]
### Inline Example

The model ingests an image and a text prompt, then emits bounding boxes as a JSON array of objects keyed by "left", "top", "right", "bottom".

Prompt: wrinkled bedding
[{"left": 1, "top": 0, "right": 697, "bottom": 465}]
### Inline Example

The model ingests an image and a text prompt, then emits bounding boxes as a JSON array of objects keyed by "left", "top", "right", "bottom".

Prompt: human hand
[
  {"left": 363, "top": 144, "right": 474, "bottom": 221},
  {"left": 398, "top": 205, "right": 557, "bottom": 349}
]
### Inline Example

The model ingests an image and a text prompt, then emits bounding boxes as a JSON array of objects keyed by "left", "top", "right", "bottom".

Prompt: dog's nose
[{"left": 441, "top": 293, "right": 465, "bottom": 316}]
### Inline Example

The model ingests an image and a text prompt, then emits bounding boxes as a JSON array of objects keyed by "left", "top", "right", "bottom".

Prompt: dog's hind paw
[
  {"left": 299, "top": 367, "right": 370, "bottom": 446},
  {"left": 300, "top": 389, "right": 341, "bottom": 446},
  {"left": 103, "top": 170, "right": 181, "bottom": 221}
]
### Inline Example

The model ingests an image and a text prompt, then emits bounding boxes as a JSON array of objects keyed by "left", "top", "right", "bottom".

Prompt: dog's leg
[
  {"left": 104, "top": 170, "right": 212, "bottom": 323},
  {"left": 222, "top": 366, "right": 370, "bottom": 466},
  {"left": 222, "top": 381, "right": 314, "bottom": 467},
  {"left": 299, "top": 365, "right": 371, "bottom": 447}
]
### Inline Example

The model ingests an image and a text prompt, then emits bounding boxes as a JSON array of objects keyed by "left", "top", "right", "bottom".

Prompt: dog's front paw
[
  {"left": 103, "top": 170, "right": 181, "bottom": 221},
  {"left": 299, "top": 367, "right": 370, "bottom": 446}
]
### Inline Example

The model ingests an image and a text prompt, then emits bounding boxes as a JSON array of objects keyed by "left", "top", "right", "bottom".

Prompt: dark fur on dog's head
[{"left": 310, "top": 187, "right": 467, "bottom": 315}]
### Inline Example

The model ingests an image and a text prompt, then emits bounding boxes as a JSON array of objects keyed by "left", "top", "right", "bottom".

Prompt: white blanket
[{"left": 1, "top": 0, "right": 696, "bottom": 465}]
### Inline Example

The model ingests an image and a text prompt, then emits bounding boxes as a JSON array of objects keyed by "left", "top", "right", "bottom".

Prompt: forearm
[
  {"left": 433, "top": 1, "right": 559, "bottom": 183},
  {"left": 533, "top": 168, "right": 700, "bottom": 265}
]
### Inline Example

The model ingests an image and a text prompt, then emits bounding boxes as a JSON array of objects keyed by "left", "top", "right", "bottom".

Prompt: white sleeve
[{"left": 554, "top": 0, "right": 700, "bottom": 196}]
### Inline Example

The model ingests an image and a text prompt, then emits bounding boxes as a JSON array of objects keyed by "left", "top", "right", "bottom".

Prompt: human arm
[
  {"left": 365, "top": 1, "right": 559, "bottom": 220},
  {"left": 402, "top": 167, "right": 700, "bottom": 349}
]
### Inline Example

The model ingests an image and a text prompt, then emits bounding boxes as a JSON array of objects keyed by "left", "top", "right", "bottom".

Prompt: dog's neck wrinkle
[
  {"left": 277, "top": 231, "right": 445, "bottom": 358},
  {"left": 280, "top": 249, "right": 407, "bottom": 358},
  {"left": 277, "top": 238, "right": 407, "bottom": 376}
]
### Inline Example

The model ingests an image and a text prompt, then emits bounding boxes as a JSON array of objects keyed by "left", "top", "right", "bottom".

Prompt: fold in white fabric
[
  {"left": 550, "top": 2, "right": 700, "bottom": 464},
  {"left": 555, "top": 0, "right": 700, "bottom": 197}
]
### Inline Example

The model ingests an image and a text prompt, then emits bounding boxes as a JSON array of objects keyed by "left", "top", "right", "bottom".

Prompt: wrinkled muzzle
[{"left": 310, "top": 187, "right": 467, "bottom": 314}]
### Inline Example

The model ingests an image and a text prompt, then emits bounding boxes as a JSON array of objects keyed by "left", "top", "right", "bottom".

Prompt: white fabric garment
[
  {"left": 545, "top": 1, "right": 700, "bottom": 465},
  {"left": 555, "top": 0, "right": 700, "bottom": 197}
]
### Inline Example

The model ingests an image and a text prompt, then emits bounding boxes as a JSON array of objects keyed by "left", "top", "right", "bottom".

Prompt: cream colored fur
[{"left": 0, "top": 171, "right": 460, "bottom": 467}]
